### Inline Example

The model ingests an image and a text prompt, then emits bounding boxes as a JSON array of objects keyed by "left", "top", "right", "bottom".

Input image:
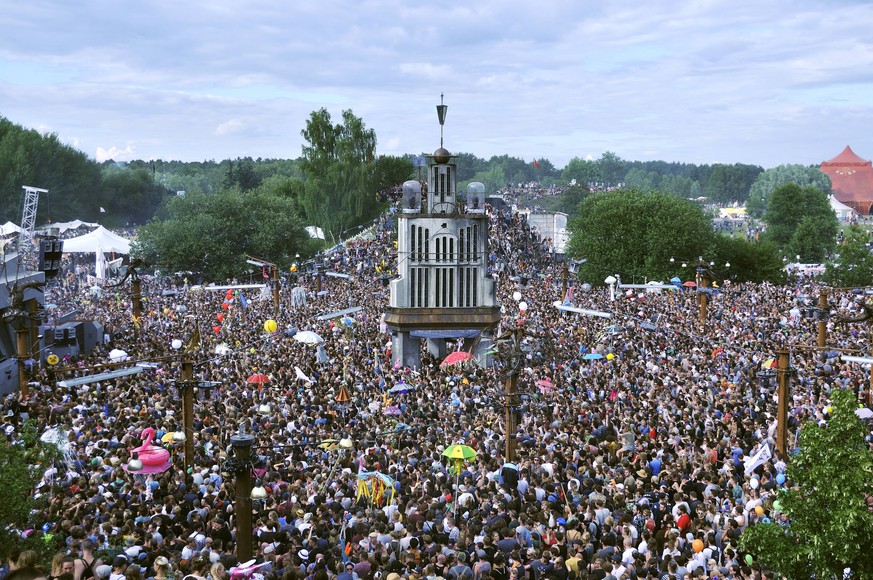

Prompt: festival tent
[
  {"left": 38, "top": 219, "right": 99, "bottom": 234},
  {"left": 829, "top": 195, "right": 857, "bottom": 221},
  {"left": 63, "top": 226, "right": 131, "bottom": 254},
  {"left": 0, "top": 221, "right": 21, "bottom": 235}
]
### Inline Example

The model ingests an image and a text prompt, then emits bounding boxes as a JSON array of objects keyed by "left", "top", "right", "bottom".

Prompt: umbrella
[
  {"left": 855, "top": 408, "right": 873, "bottom": 420},
  {"left": 318, "top": 439, "right": 339, "bottom": 450},
  {"left": 389, "top": 383, "right": 416, "bottom": 394},
  {"left": 583, "top": 353, "right": 604, "bottom": 361},
  {"left": 316, "top": 290, "right": 329, "bottom": 296},
  {"left": 335, "top": 384, "right": 351, "bottom": 404},
  {"left": 442, "top": 444, "right": 477, "bottom": 460},
  {"left": 293, "top": 330, "right": 324, "bottom": 345},
  {"left": 45, "top": 303, "right": 58, "bottom": 310},
  {"left": 670, "top": 276, "right": 681, "bottom": 284},
  {"left": 682, "top": 281, "right": 697, "bottom": 287},
  {"left": 383, "top": 405, "right": 402, "bottom": 416},
  {"left": 246, "top": 373, "right": 270, "bottom": 384},
  {"left": 108, "top": 349, "right": 128, "bottom": 362},
  {"left": 441, "top": 351, "right": 473, "bottom": 367},
  {"left": 762, "top": 358, "right": 777, "bottom": 369},
  {"left": 341, "top": 316, "right": 355, "bottom": 327}
]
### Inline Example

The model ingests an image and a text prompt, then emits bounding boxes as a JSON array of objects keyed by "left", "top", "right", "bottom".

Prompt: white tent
[
  {"left": 0, "top": 221, "right": 21, "bottom": 235},
  {"left": 39, "top": 219, "right": 99, "bottom": 234},
  {"left": 63, "top": 226, "right": 131, "bottom": 254},
  {"left": 830, "top": 195, "right": 857, "bottom": 221}
]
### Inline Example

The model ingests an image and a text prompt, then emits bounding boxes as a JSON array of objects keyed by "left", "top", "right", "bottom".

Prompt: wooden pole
[
  {"left": 697, "top": 267, "right": 710, "bottom": 332},
  {"left": 231, "top": 431, "right": 255, "bottom": 563},
  {"left": 505, "top": 370, "right": 517, "bottom": 462},
  {"left": 817, "top": 290, "right": 828, "bottom": 348},
  {"left": 17, "top": 327, "right": 30, "bottom": 398},
  {"left": 561, "top": 263, "right": 568, "bottom": 302},
  {"left": 181, "top": 358, "right": 195, "bottom": 472},
  {"left": 272, "top": 266, "right": 280, "bottom": 316},
  {"left": 132, "top": 277, "right": 142, "bottom": 338},
  {"left": 776, "top": 349, "right": 790, "bottom": 455}
]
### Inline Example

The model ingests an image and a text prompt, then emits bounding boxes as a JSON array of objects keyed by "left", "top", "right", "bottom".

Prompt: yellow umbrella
[
  {"left": 442, "top": 444, "right": 477, "bottom": 460},
  {"left": 161, "top": 432, "right": 175, "bottom": 444}
]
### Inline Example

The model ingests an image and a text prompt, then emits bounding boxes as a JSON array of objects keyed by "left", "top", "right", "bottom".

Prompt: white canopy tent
[
  {"left": 63, "top": 226, "right": 132, "bottom": 280},
  {"left": 830, "top": 195, "right": 857, "bottom": 221},
  {"left": 0, "top": 221, "right": 21, "bottom": 236},
  {"left": 38, "top": 219, "right": 99, "bottom": 234},
  {"left": 63, "top": 225, "right": 131, "bottom": 254}
]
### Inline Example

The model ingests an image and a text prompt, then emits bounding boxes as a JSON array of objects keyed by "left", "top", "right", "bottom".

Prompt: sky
[{"left": 1, "top": 0, "right": 872, "bottom": 170}]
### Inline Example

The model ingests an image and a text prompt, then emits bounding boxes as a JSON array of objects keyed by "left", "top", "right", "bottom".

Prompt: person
[
  {"left": 108, "top": 558, "right": 127, "bottom": 580},
  {"left": 74, "top": 541, "right": 102, "bottom": 580},
  {"left": 446, "top": 553, "right": 473, "bottom": 580},
  {"left": 148, "top": 558, "right": 172, "bottom": 580}
]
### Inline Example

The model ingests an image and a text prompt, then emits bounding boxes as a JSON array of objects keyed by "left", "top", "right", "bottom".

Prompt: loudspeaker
[{"left": 39, "top": 239, "right": 64, "bottom": 278}]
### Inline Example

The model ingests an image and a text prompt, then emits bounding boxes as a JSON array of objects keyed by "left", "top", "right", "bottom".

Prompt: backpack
[{"left": 79, "top": 558, "right": 97, "bottom": 580}]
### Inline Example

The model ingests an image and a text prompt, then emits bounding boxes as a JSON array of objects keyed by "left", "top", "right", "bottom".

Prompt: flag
[
  {"left": 99, "top": 207, "right": 106, "bottom": 213},
  {"left": 743, "top": 442, "right": 772, "bottom": 475},
  {"left": 533, "top": 159, "right": 540, "bottom": 169},
  {"left": 239, "top": 293, "right": 248, "bottom": 309},
  {"left": 563, "top": 286, "right": 574, "bottom": 306}
]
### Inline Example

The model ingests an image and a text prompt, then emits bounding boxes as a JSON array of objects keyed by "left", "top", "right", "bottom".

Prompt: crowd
[{"left": 2, "top": 203, "right": 873, "bottom": 580}]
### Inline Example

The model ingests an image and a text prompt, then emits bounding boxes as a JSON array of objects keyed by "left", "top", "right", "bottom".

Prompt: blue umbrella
[
  {"left": 389, "top": 383, "right": 416, "bottom": 394},
  {"left": 670, "top": 276, "right": 681, "bottom": 285},
  {"left": 584, "top": 353, "right": 604, "bottom": 361}
]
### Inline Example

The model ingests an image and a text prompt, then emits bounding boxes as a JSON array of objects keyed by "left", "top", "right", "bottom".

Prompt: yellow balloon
[
  {"left": 264, "top": 319, "right": 278, "bottom": 333},
  {"left": 163, "top": 308, "right": 170, "bottom": 315},
  {"left": 250, "top": 348, "right": 256, "bottom": 355},
  {"left": 47, "top": 354, "right": 59, "bottom": 366},
  {"left": 606, "top": 353, "right": 615, "bottom": 360}
]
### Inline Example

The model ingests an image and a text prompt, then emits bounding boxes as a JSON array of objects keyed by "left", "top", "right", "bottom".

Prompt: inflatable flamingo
[{"left": 132, "top": 427, "right": 170, "bottom": 466}]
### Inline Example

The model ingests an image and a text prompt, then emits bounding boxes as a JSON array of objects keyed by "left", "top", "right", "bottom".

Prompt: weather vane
[{"left": 436, "top": 93, "right": 447, "bottom": 148}]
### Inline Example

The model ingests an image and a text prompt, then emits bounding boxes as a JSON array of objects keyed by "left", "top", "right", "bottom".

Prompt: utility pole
[
  {"left": 17, "top": 325, "right": 30, "bottom": 398},
  {"left": 181, "top": 357, "right": 195, "bottom": 472},
  {"left": 817, "top": 289, "right": 828, "bottom": 348},
  {"left": 696, "top": 263, "right": 710, "bottom": 331},
  {"left": 561, "top": 262, "right": 568, "bottom": 303},
  {"left": 775, "top": 349, "right": 791, "bottom": 455},
  {"left": 272, "top": 266, "right": 280, "bottom": 316},
  {"left": 230, "top": 429, "right": 255, "bottom": 562},
  {"left": 504, "top": 366, "right": 518, "bottom": 462}
]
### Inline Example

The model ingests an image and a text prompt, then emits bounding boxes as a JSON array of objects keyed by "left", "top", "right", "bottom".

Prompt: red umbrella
[
  {"left": 247, "top": 373, "right": 270, "bottom": 384},
  {"left": 441, "top": 351, "right": 474, "bottom": 367},
  {"left": 335, "top": 384, "right": 351, "bottom": 404},
  {"left": 682, "top": 281, "right": 697, "bottom": 287}
]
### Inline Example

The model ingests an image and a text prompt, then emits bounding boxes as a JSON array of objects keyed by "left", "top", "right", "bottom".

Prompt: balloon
[
  {"left": 677, "top": 513, "right": 690, "bottom": 531},
  {"left": 225, "top": 290, "right": 233, "bottom": 299},
  {"left": 212, "top": 326, "right": 221, "bottom": 334},
  {"left": 606, "top": 353, "right": 615, "bottom": 361},
  {"left": 776, "top": 473, "right": 786, "bottom": 485},
  {"left": 250, "top": 348, "right": 256, "bottom": 355},
  {"left": 754, "top": 505, "right": 764, "bottom": 515},
  {"left": 773, "top": 500, "right": 782, "bottom": 511},
  {"left": 221, "top": 303, "right": 229, "bottom": 310},
  {"left": 163, "top": 308, "right": 170, "bottom": 315},
  {"left": 692, "top": 539, "right": 704, "bottom": 553},
  {"left": 745, "top": 554, "right": 754, "bottom": 566},
  {"left": 749, "top": 478, "right": 759, "bottom": 489},
  {"left": 290, "top": 265, "right": 297, "bottom": 273},
  {"left": 171, "top": 339, "right": 183, "bottom": 350},
  {"left": 46, "top": 354, "right": 59, "bottom": 366},
  {"left": 216, "top": 313, "right": 225, "bottom": 323},
  {"left": 264, "top": 319, "right": 278, "bottom": 333}
]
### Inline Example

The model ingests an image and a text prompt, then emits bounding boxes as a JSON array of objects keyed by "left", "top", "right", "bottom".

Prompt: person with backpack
[{"left": 74, "top": 540, "right": 103, "bottom": 580}]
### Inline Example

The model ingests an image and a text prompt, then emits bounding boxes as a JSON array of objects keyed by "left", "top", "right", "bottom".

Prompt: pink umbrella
[
  {"left": 441, "top": 351, "right": 473, "bottom": 367},
  {"left": 535, "top": 378, "right": 554, "bottom": 394}
]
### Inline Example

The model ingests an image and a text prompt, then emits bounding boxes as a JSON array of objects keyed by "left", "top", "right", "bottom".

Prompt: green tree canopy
[
  {"left": 746, "top": 164, "right": 832, "bottom": 218},
  {"left": 703, "top": 163, "right": 763, "bottom": 204},
  {"left": 566, "top": 188, "right": 716, "bottom": 283},
  {"left": 739, "top": 388, "right": 873, "bottom": 578},
  {"left": 561, "top": 157, "right": 603, "bottom": 186},
  {"left": 763, "top": 183, "right": 838, "bottom": 261},
  {"left": 134, "top": 187, "right": 315, "bottom": 280},
  {"left": 823, "top": 226, "right": 873, "bottom": 287}
]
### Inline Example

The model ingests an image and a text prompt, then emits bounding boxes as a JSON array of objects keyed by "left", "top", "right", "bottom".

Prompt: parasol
[
  {"left": 583, "top": 352, "right": 604, "bottom": 361},
  {"left": 762, "top": 358, "right": 777, "bottom": 369},
  {"left": 317, "top": 439, "right": 338, "bottom": 450},
  {"left": 441, "top": 351, "right": 473, "bottom": 367},
  {"left": 855, "top": 407, "right": 873, "bottom": 420},
  {"left": 108, "top": 349, "right": 128, "bottom": 362},
  {"left": 383, "top": 405, "right": 402, "bottom": 416},
  {"left": 535, "top": 378, "right": 554, "bottom": 394},
  {"left": 442, "top": 444, "right": 477, "bottom": 460},
  {"left": 388, "top": 382, "right": 416, "bottom": 394},
  {"left": 246, "top": 373, "right": 270, "bottom": 384},
  {"left": 335, "top": 384, "right": 351, "bottom": 404},
  {"left": 682, "top": 281, "right": 697, "bottom": 287},
  {"left": 293, "top": 330, "right": 325, "bottom": 345},
  {"left": 356, "top": 471, "right": 396, "bottom": 507}
]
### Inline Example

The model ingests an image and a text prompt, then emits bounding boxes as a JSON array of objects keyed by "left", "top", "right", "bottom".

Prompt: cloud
[{"left": 96, "top": 145, "right": 137, "bottom": 163}]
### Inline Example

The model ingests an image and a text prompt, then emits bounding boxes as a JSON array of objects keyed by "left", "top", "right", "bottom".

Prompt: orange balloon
[
  {"left": 692, "top": 539, "right": 704, "bottom": 553},
  {"left": 754, "top": 505, "right": 764, "bottom": 515}
]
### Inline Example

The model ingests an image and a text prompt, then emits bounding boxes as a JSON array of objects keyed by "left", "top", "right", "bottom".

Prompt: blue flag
[{"left": 239, "top": 293, "right": 248, "bottom": 309}]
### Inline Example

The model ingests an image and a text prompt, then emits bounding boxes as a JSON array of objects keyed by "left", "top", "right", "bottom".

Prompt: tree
[
  {"left": 566, "top": 188, "right": 716, "bottom": 283},
  {"left": 134, "top": 187, "right": 315, "bottom": 280},
  {"left": 713, "top": 237, "right": 785, "bottom": 284},
  {"left": 596, "top": 151, "right": 628, "bottom": 185},
  {"left": 371, "top": 155, "right": 414, "bottom": 192},
  {"left": 739, "top": 388, "right": 873, "bottom": 578},
  {"left": 823, "top": 226, "right": 873, "bottom": 287},
  {"left": 0, "top": 421, "right": 62, "bottom": 559},
  {"left": 746, "top": 164, "right": 832, "bottom": 218},
  {"left": 703, "top": 163, "right": 762, "bottom": 204},
  {"left": 98, "top": 165, "right": 170, "bottom": 225},
  {"left": 561, "top": 157, "right": 602, "bottom": 187},
  {"left": 299, "top": 108, "right": 380, "bottom": 241},
  {"left": 763, "top": 183, "right": 838, "bottom": 260}
]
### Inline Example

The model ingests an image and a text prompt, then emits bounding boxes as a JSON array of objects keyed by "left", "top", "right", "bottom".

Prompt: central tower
[{"left": 384, "top": 96, "right": 500, "bottom": 368}]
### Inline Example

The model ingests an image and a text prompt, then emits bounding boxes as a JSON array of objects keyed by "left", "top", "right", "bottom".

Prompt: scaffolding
[{"left": 18, "top": 186, "right": 47, "bottom": 254}]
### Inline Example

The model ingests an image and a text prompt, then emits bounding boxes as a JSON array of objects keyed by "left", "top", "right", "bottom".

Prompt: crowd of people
[{"left": 2, "top": 202, "right": 872, "bottom": 580}]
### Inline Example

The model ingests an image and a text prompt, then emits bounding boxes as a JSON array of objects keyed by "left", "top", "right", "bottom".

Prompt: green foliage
[
  {"left": 713, "top": 237, "right": 786, "bottom": 284},
  {"left": 597, "top": 151, "right": 628, "bottom": 185},
  {"left": 566, "top": 188, "right": 716, "bottom": 283},
  {"left": 299, "top": 108, "right": 381, "bottom": 241},
  {"left": 134, "top": 187, "right": 315, "bottom": 280},
  {"left": 823, "top": 227, "right": 873, "bottom": 287},
  {"left": 98, "top": 165, "right": 172, "bottom": 225},
  {"left": 0, "top": 421, "right": 62, "bottom": 559},
  {"left": 739, "top": 388, "right": 873, "bottom": 578},
  {"left": 470, "top": 165, "right": 508, "bottom": 196},
  {"left": 561, "top": 157, "right": 602, "bottom": 186},
  {"left": 747, "top": 164, "right": 832, "bottom": 218},
  {"left": 536, "top": 184, "right": 590, "bottom": 216},
  {"left": 763, "top": 183, "right": 838, "bottom": 260},
  {"left": 703, "top": 163, "right": 763, "bottom": 204},
  {"left": 371, "top": 155, "right": 414, "bottom": 191}
]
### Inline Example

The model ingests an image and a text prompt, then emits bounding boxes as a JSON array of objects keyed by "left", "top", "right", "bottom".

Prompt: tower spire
[{"left": 436, "top": 93, "right": 447, "bottom": 148}]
